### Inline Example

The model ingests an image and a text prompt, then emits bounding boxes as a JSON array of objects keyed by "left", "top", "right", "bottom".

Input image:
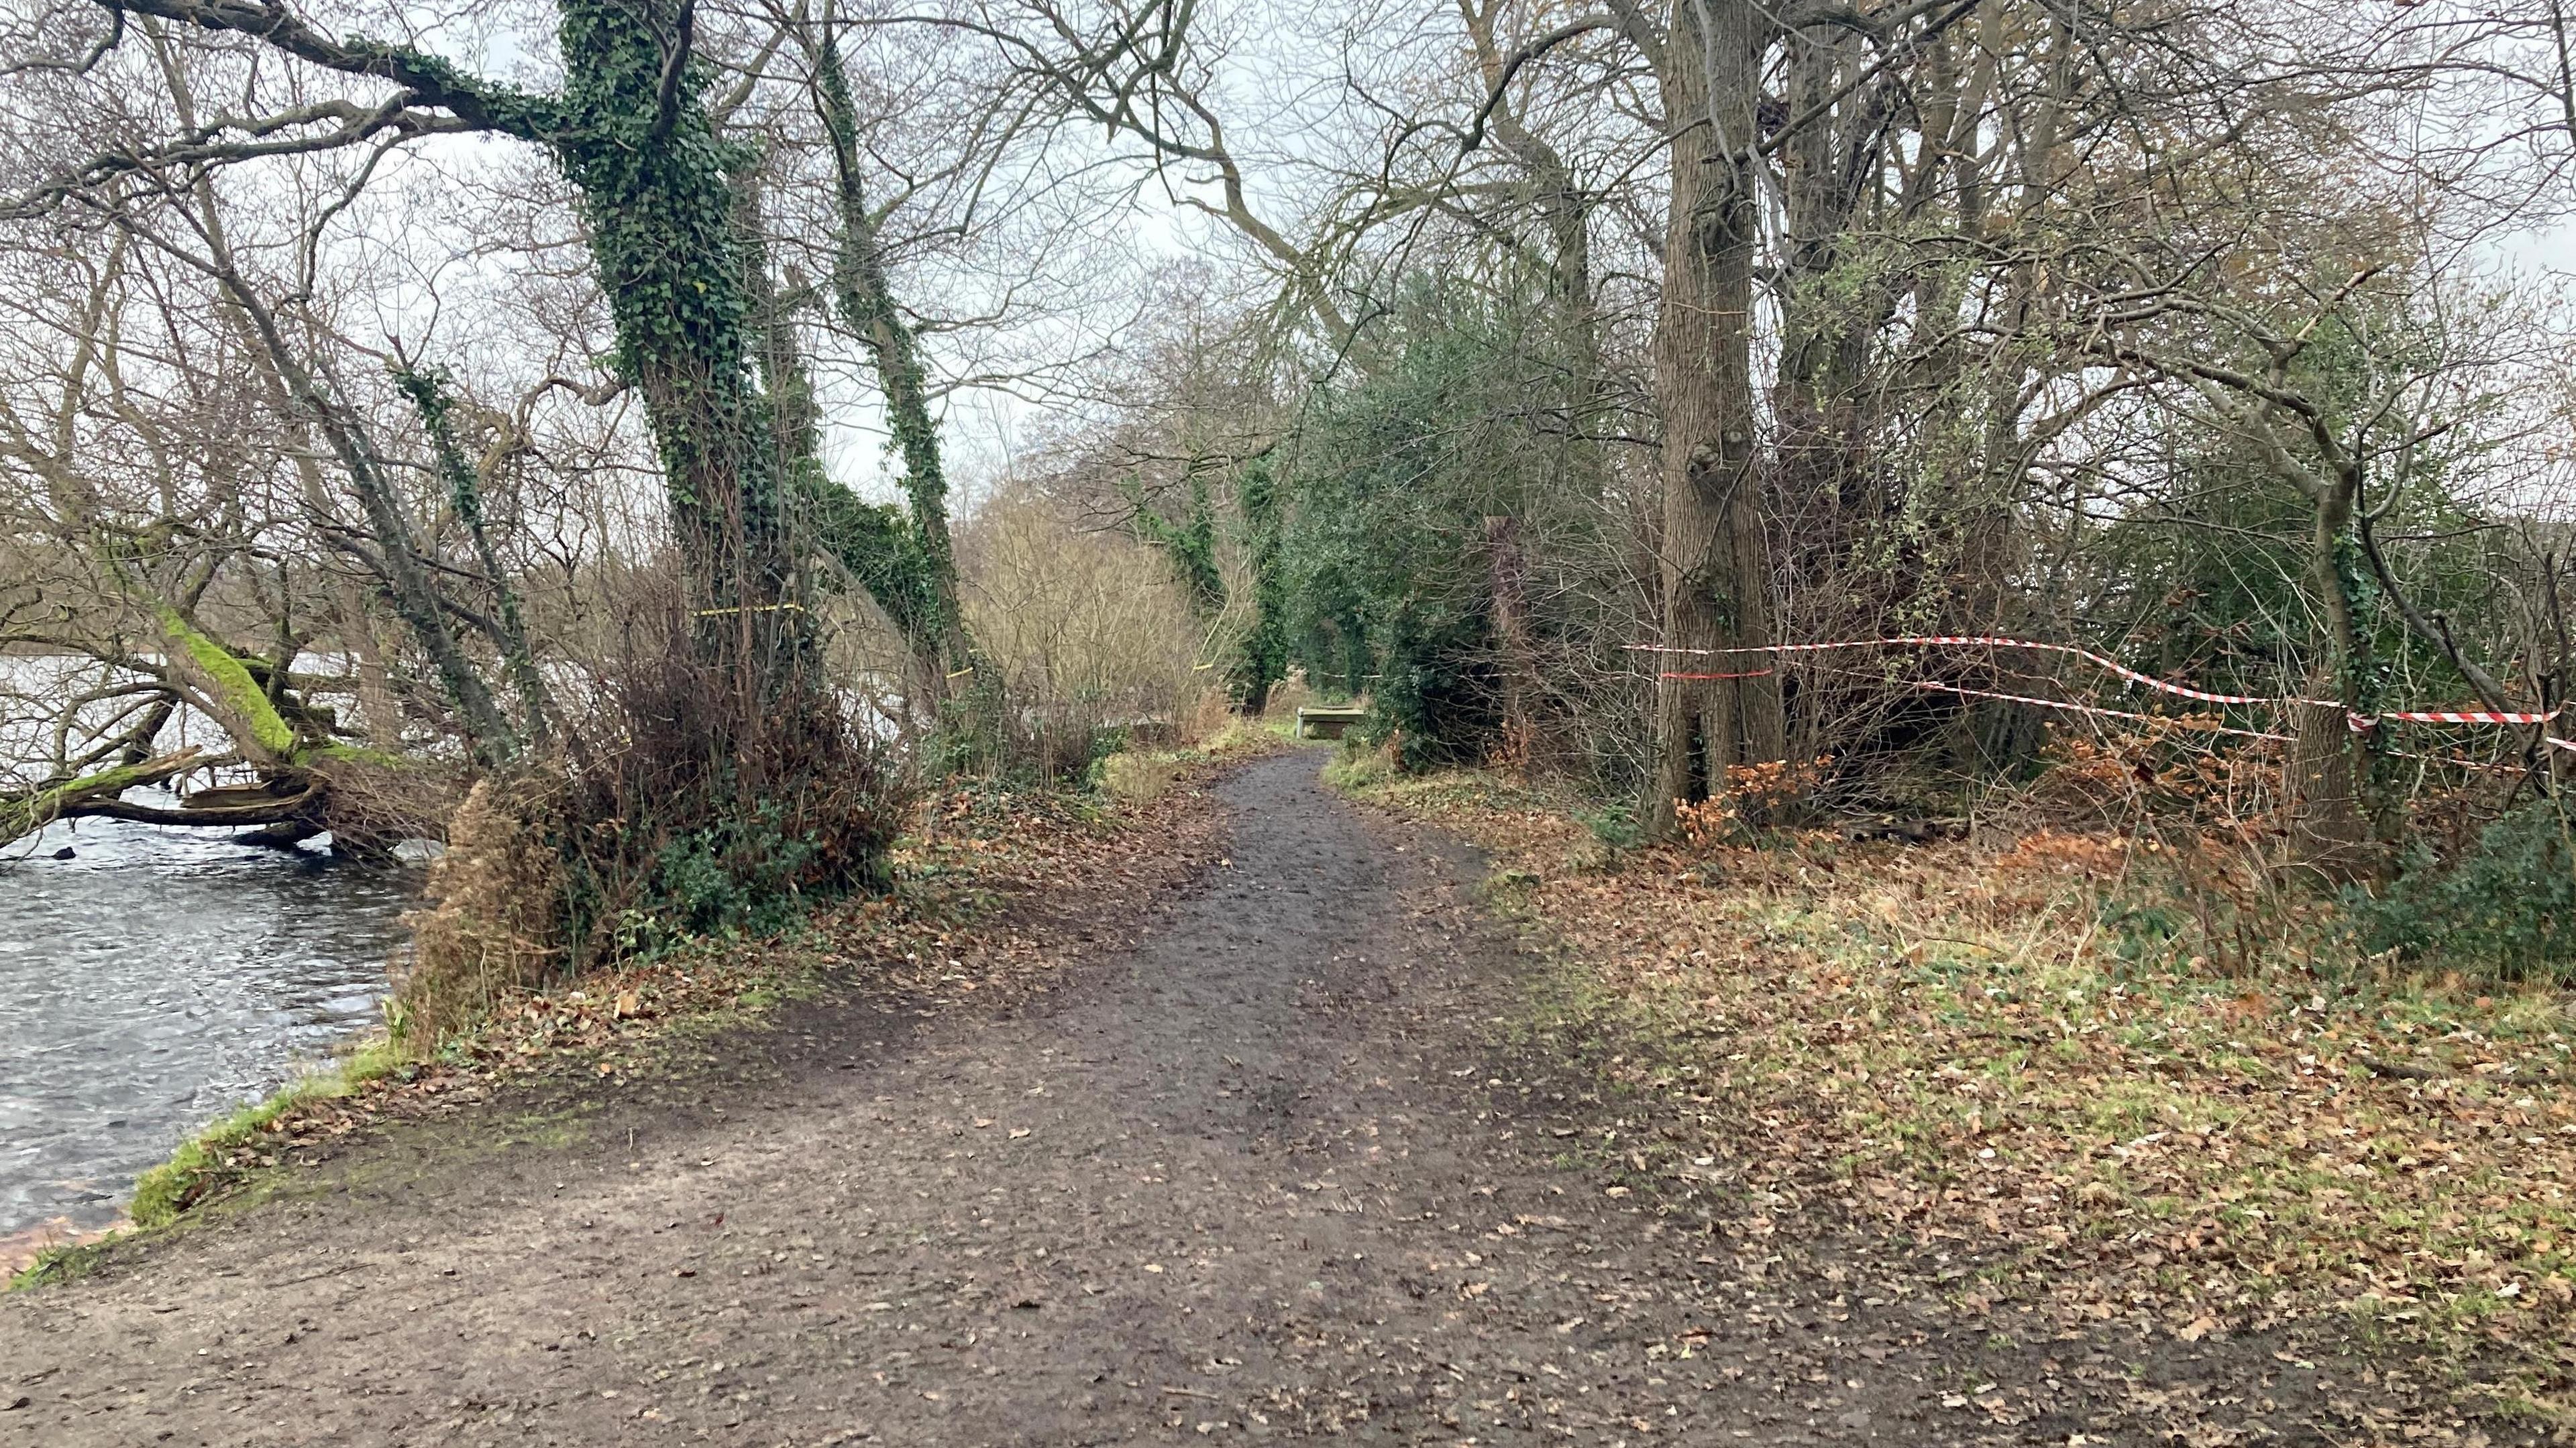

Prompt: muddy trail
[{"left": 3, "top": 754, "right": 2415, "bottom": 1445}]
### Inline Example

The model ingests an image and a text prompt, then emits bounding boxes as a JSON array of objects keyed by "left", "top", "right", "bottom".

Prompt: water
[{"left": 0, "top": 797, "right": 417, "bottom": 1241}]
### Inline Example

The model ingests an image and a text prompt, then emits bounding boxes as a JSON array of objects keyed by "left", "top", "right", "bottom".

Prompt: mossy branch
[
  {"left": 392, "top": 362, "right": 554, "bottom": 746},
  {"left": 93, "top": 0, "right": 560, "bottom": 141},
  {"left": 155, "top": 604, "right": 299, "bottom": 763},
  {"left": 0, "top": 747, "right": 206, "bottom": 850}
]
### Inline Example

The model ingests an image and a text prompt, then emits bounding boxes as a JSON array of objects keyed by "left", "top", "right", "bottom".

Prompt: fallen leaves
[
  {"left": 127, "top": 766, "right": 1231, "bottom": 1234},
  {"left": 1345, "top": 765, "right": 2576, "bottom": 1406}
]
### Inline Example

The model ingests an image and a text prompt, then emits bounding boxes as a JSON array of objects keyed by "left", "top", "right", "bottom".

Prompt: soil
[{"left": 0, "top": 753, "right": 2465, "bottom": 1445}]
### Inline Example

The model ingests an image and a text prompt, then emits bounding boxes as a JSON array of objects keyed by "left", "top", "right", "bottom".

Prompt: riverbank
[
  {"left": 1327, "top": 757, "right": 2576, "bottom": 1433},
  {"left": 9, "top": 726, "right": 1282, "bottom": 1287},
  {"left": 0, "top": 807, "right": 413, "bottom": 1252}
]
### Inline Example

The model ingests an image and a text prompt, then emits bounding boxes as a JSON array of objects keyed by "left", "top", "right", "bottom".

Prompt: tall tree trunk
[
  {"left": 1646, "top": 0, "right": 1788, "bottom": 836},
  {"left": 1458, "top": 0, "right": 1604, "bottom": 496},
  {"left": 2290, "top": 481, "right": 2373, "bottom": 877},
  {"left": 1485, "top": 514, "right": 1536, "bottom": 763},
  {"left": 552, "top": 0, "right": 806, "bottom": 753}
]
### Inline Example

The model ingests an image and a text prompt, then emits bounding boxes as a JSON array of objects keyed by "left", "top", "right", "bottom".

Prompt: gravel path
[{"left": 0, "top": 754, "right": 2377, "bottom": 1445}]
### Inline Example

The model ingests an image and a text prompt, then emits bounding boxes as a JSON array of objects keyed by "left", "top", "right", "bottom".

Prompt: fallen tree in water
[{"left": 0, "top": 747, "right": 209, "bottom": 844}]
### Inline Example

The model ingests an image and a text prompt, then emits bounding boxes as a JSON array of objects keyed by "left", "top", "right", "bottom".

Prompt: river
[{"left": 3, "top": 729, "right": 417, "bottom": 1246}]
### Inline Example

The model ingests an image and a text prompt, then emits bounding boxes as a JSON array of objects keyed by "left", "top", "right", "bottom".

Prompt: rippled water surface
[{"left": 1, "top": 805, "right": 415, "bottom": 1237}]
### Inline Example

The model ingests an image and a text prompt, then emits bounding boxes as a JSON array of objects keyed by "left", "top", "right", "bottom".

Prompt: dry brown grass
[
  {"left": 394, "top": 775, "right": 565, "bottom": 1047},
  {"left": 1257, "top": 667, "right": 1318, "bottom": 725}
]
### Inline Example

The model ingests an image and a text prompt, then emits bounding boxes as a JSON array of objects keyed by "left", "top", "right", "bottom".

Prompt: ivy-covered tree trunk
[
  {"left": 811, "top": 29, "right": 971, "bottom": 689},
  {"left": 1128, "top": 467, "right": 1226, "bottom": 617},
  {"left": 101, "top": 0, "right": 820, "bottom": 732},
  {"left": 393, "top": 364, "right": 554, "bottom": 748},
  {"left": 1645, "top": 0, "right": 1788, "bottom": 838},
  {"left": 1235, "top": 459, "right": 1290, "bottom": 716},
  {"left": 551, "top": 0, "right": 806, "bottom": 728}
]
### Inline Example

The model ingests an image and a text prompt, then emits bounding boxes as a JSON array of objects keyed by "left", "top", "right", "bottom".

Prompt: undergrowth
[
  {"left": 1333, "top": 760, "right": 2576, "bottom": 1424},
  {"left": 2357, "top": 798, "right": 2576, "bottom": 981}
]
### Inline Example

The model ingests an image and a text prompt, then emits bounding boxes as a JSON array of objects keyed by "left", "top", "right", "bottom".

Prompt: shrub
[
  {"left": 955, "top": 487, "right": 1203, "bottom": 783},
  {"left": 554, "top": 643, "right": 909, "bottom": 967},
  {"left": 621, "top": 800, "right": 822, "bottom": 952},
  {"left": 1097, "top": 750, "right": 1182, "bottom": 803},
  {"left": 2357, "top": 799, "right": 2576, "bottom": 981},
  {"left": 396, "top": 775, "right": 565, "bottom": 1045},
  {"left": 392, "top": 583, "right": 913, "bottom": 1049}
]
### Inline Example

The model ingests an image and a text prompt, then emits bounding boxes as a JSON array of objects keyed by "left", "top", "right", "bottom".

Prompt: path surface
[{"left": 3, "top": 755, "right": 2375, "bottom": 1445}]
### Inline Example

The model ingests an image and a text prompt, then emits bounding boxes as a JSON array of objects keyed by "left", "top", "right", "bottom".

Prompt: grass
[
  {"left": 1099, "top": 716, "right": 1300, "bottom": 803},
  {"left": 1329, "top": 759, "right": 2576, "bottom": 1423},
  {"left": 127, "top": 1038, "right": 413, "bottom": 1228}
]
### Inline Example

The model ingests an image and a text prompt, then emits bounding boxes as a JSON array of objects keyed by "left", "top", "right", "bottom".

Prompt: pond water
[{"left": 0, "top": 799, "right": 417, "bottom": 1243}]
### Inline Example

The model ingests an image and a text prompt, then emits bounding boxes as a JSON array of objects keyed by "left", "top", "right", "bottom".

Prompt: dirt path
[{"left": 2, "top": 755, "right": 2402, "bottom": 1445}]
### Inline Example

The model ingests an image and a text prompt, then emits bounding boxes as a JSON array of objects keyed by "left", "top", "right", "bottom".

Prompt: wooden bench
[{"left": 1294, "top": 704, "right": 1368, "bottom": 740}]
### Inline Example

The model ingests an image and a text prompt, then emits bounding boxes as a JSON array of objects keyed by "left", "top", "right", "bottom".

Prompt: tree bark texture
[
  {"left": 1647, "top": 0, "right": 1788, "bottom": 835},
  {"left": 2291, "top": 481, "right": 2375, "bottom": 877}
]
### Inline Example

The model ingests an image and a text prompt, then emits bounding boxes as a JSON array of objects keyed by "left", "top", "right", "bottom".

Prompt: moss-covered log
[
  {"left": 152, "top": 604, "right": 299, "bottom": 765},
  {"left": 0, "top": 747, "right": 207, "bottom": 848}
]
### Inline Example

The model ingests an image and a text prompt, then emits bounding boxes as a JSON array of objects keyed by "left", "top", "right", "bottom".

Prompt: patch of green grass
[
  {"left": 1093, "top": 718, "right": 1296, "bottom": 803},
  {"left": 9, "top": 1237, "right": 115, "bottom": 1290},
  {"left": 1319, "top": 741, "right": 1397, "bottom": 793},
  {"left": 11, "top": 1040, "right": 419, "bottom": 1290},
  {"left": 126, "top": 1037, "right": 412, "bottom": 1230}
]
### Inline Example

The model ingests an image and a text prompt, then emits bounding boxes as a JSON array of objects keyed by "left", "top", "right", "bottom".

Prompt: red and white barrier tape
[
  {"left": 1632, "top": 636, "right": 2564, "bottom": 734},
  {"left": 1914, "top": 680, "right": 2565, "bottom": 766},
  {"left": 2359, "top": 708, "right": 2563, "bottom": 726},
  {"left": 1902, "top": 679, "right": 2297, "bottom": 743},
  {"left": 1656, "top": 669, "right": 1775, "bottom": 681},
  {"left": 1629, "top": 635, "right": 2329, "bottom": 708}
]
